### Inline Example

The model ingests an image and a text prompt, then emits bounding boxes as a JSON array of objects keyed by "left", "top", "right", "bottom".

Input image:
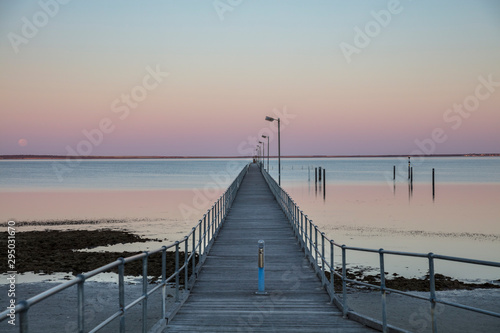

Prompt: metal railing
[
  {"left": 0, "top": 164, "right": 250, "bottom": 333},
  {"left": 261, "top": 167, "right": 500, "bottom": 333}
]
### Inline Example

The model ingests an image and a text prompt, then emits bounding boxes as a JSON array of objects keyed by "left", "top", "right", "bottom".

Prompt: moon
[{"left": 18, "top": 138, "right": 28, "bottom": 147}]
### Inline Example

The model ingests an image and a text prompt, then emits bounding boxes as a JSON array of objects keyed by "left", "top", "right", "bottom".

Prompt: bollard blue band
[{"left": 258, "top": 267, "right": 265, "bottom": 292}]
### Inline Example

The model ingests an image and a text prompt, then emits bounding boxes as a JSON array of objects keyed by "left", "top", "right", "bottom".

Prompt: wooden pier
[{"left": 163, "top": 164, "right": 374, "bottom": 332}]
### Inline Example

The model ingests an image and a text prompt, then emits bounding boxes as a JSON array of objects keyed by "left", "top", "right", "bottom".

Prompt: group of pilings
[
  {"left": 392, "top": 159, "right": 436, "bottom": 199},
  {"left": 308, "top": 166, "right": 326, "bottom": 199}
]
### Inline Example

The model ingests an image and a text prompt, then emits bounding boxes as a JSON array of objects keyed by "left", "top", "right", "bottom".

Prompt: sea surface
[{"left": 1, "top": 157, "right": 499, "bottom": 282}]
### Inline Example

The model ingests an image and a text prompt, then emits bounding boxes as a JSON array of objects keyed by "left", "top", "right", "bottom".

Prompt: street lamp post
[
  {"left": 265, "top": 116, "right": 280, "bottom": 186},
  {"left": 259, "top": 141, "right": 264, "bottom": 170},
  {"left": 262, "top": 135, "right": 269, "bottom": 172}
]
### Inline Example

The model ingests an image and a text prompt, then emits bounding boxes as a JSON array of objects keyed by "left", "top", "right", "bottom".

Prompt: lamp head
[
  {"left": 265, "top": 116, "right": 275, "bottom": 122},
  {"left": 262, "top": 135, "right": 267, "bottom": 138}
]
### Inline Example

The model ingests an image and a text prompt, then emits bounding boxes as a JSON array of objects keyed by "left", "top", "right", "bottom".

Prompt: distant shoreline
[{"left": 0, "top": 153, "right": 499, "bottom": 160}]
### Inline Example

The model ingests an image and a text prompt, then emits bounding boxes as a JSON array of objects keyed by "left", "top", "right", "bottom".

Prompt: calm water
[
  {"left": 267, "top": 157, "right": 500, "bottom": 280},
  {"left": 267, "top": 156, "right": 500, "bottom": 185},
  {"left": 0, "top": 158, "right": 250, "bottom": 190},
  {"left": 1, "top": 157, "right": 499, "bottom": 281}
]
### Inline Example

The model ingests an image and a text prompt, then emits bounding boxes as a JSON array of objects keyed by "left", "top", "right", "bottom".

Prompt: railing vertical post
[
  {"left": 309, "top": 222, "right": 313, "bottom": 259},
  {"left": 214, "top": 200, "right": 219, "bottom": 230},
  {"left": 300, "top": 212, "right": 304, "bottom": 247},
  {"left": 216, "top": 201, "right": 219, "bottom": 228},
  {"left": 184, "top": 237, "right": 189, "bottom": 290},
  {"left": 315, "top": 226, "right": 318, "bottom": 266},
  {"left": 18, "top": 301, "right": 28, "bottom": 333},
  {"left": 289, "top": 199, "right": 292, "bottom": 219},
  {"left": 214, "top": 204, "right": 217, "bottom": 236},
  {"left": 294, "top": 204, "right": 297, "bottom": 227},
  {"left": 321, "top": 232, "right": 326, "bottom": 285},
  {"left": 293, "top": 203, "right": 297, "bottom": 234},
  {"left": 379, "top": 249, "right": 387, "bottom": 333},
  {"left": 118, "top": 258, "right": 125, "bottom": 333},
  {"left": 429, "top": 253, "right": 438, "bottom": 333},
  {"left": 207, "top": 209, "right": 211, "bottom": 242},
  {"left": 330, "top": 240, "right": 335, "bottom": 302},
  {"left": 161, "top": 247, "right": 167, "bottom": 321},
  {"left": 296, "top": 206, "right": 299, "bottom": 232},
  {"left": 175, "top": 242, "right": 180, "bottom": 302},
  {"left": 203, "top": 215, "right": 206, "bottom": 253},
  {"left": 198, "top": 220, "right": 202, "bottom": 257},
  {"left": 192, "top": 228, "right": 196, "bottom": 279},
  {"left": 221, "top": 193, "right": 224, "bottom": 218},
  {"left": 77, "top": 274, "right": 85, "bottom": 333},
  {"left": 211, "top": 206, "right": 214, "bottom": 239},
  {"left": 142, "top": 253, "right": 148, "bottom": 333},
  {"left": 342, "top": 245, "right": 347, "bottom": 318},
  {"left": 305, "top": 216, "right": 308, "bottom": 255}
]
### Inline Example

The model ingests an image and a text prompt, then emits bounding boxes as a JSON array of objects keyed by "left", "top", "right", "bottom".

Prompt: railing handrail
[
  {"left": 259, "top": 163, "right": 500, "bottom": 333},
  {"left": 0, "top": 163, "right": 250, "bottom": 333}
]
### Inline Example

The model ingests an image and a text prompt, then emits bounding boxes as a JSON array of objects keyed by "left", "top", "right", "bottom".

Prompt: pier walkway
[{"left": 163, "top": 164, "right": 374, "bottom": 332}]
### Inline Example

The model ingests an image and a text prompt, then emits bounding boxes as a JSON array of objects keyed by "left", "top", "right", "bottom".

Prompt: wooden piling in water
[
  {"left": 410, "top": 167, "right": 413, "bottom": 193},
  {"left": 408, "top": 157, "right": 411, "bottom": 179},
  {"left": 315, "top": 168, "right": 317, "bottom": 183},
  {"left": 432, "top": 168, "right": 435, "bottom": 198},
  {"left": 323, "top": 169, "right": 326, "bottom": 194},
  {"left": 393, "top": 165, "right": 396, "bottom": 180},
  {"left": 319, "top": 167, "right": 322, "bottom": 181}
]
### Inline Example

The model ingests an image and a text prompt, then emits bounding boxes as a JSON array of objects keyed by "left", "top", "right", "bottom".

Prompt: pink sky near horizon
[{"left": 1, "top": 1, "right": 499, "bottom": 156}]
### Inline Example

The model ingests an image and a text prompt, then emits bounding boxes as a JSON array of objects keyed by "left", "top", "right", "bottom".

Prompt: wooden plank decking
[{"left": 163, "top": 164, "right": 375, "bottom": 332}]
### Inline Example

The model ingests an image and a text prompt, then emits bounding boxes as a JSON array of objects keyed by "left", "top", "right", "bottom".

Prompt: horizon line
[{"left": 0, "top": 153, "right": 499, "bottom": 160}]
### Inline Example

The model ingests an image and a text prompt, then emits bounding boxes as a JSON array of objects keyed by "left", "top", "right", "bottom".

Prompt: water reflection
[{"left": 285, "top": 182, "right": 500, "bottom": 280}]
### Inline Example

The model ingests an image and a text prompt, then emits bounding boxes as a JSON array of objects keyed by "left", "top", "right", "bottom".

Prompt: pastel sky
[{"left": 1, "top": 0, "right": 499, "bottom": 156}]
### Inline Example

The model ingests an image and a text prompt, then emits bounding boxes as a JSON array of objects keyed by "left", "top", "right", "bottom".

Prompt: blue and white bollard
[{"left": 256, "top": 240, "right": 268, "bottom": 295}]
